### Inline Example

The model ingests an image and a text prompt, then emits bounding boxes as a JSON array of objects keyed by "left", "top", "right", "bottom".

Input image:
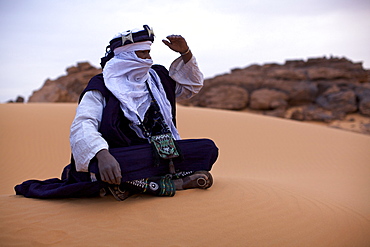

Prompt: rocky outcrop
[
  {"left": 7, "top": 96, "right": 25, "bottom": 103},
  {"left": 249, "top": 89, "right": 288, "bottom": 110},
  {"left": 28, "top": 62, "right": 101, "bottom": 102},
  {"left": 21, "top": 57, "right": 370, "bottom": 134},
  {"left": 316, "top": 86, "right": 357, "bottom": 114},
  {"left": 202, "top": 85, "right": 249, "bottom": 110},
  {"left": 180, "top": 57, "right": 370, "bottom": 121},
  {"left": 355, "top": 83, "right": 370, "bottom": 116}
]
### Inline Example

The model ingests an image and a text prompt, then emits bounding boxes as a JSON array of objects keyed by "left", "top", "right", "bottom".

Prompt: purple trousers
[{"left": 15, "top": 139, "right": 218, "bottom": 198}]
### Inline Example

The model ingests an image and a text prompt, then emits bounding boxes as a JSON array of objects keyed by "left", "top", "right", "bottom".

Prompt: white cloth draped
[
  {"left": 103, "top": 41, "right": 180, "bottom": 139},
  {"left": 71, "top": 53, "right": 204, "bottom": 172}
]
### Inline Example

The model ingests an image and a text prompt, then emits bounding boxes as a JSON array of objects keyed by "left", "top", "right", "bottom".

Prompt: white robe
[{"left": 70, "top": 56, "right": 203, "bottom": 172}]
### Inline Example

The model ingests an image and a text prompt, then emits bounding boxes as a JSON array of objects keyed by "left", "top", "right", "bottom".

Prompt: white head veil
[{"left": 102, "top": 40, "right": 180, "bottom": 140}]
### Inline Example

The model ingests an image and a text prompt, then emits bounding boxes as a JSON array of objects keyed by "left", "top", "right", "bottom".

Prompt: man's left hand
[{"left": 162, "top": 35, "right": 189, "bottom": 54}]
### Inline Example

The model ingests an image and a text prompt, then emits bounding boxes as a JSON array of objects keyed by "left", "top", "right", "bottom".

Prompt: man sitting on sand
[{"left": 15, "top": 25, "right": 218, "bottom": 201}]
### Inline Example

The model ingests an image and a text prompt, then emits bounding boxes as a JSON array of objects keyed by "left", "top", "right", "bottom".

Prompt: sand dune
[{"left": 1, "top": 103, "right": 369, "bottom": 246}]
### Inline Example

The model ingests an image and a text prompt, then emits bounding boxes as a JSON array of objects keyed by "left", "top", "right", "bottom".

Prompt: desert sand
[{"left": 1, "top": 103, "right": 369, "bottom": 246}]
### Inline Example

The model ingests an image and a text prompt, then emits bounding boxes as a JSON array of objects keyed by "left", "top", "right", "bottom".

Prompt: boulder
[
  {"left": 316, "top": 86, "right": 357, "bottom": 114},
  {"left": 289, "top": 105, "right": 344, "bottom": 122},
  {"left": 355, "top": 83, "right": 370, "bottom": 116},
  {"left": 289, "top": 81, "right": 318, "bottom": 105},
  {"left": 249, "top": 89, "right": 288, "bottom": 110},
  {"left": 202, "top": 85, "right": 249, "bottom": 110},
  {"left": 359, "top": 98, "right": 370, "bottom": 116}
]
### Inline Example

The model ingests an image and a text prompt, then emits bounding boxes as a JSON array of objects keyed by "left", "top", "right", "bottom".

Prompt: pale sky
[{"left": 0, "top": 0, "right": 369, "bottom": 102}]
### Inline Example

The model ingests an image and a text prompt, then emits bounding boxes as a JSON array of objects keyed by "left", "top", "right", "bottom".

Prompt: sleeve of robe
[
  {"left": 70, "top": 90, "right": 108, "bottom": 172},
  {"left": 169, "top": 55, "right": 204, "bottom": 101}
]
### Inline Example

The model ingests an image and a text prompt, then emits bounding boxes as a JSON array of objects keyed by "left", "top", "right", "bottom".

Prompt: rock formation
[
  {"left": 180, "top": 57, "right": 370, "bottom": 122},
  {"left": 23, "top": 57, "right": 370, "bottom": 134},
  {"left": 28, "top": 62, "right": 102, "bottom": 102},
  {"left": 7, "top": 96, "right": 25, "bottom": 103}
]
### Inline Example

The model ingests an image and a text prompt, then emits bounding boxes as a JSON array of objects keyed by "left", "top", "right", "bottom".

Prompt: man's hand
[
  {"left": 162, "top": 35, "right": 192, "bottom": 63},
  {"left": 162, "top": 35, "right": 189, "bottom": 54},
  {"left": 96, "top": 149, "right": 122, "bottom": 184}
]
